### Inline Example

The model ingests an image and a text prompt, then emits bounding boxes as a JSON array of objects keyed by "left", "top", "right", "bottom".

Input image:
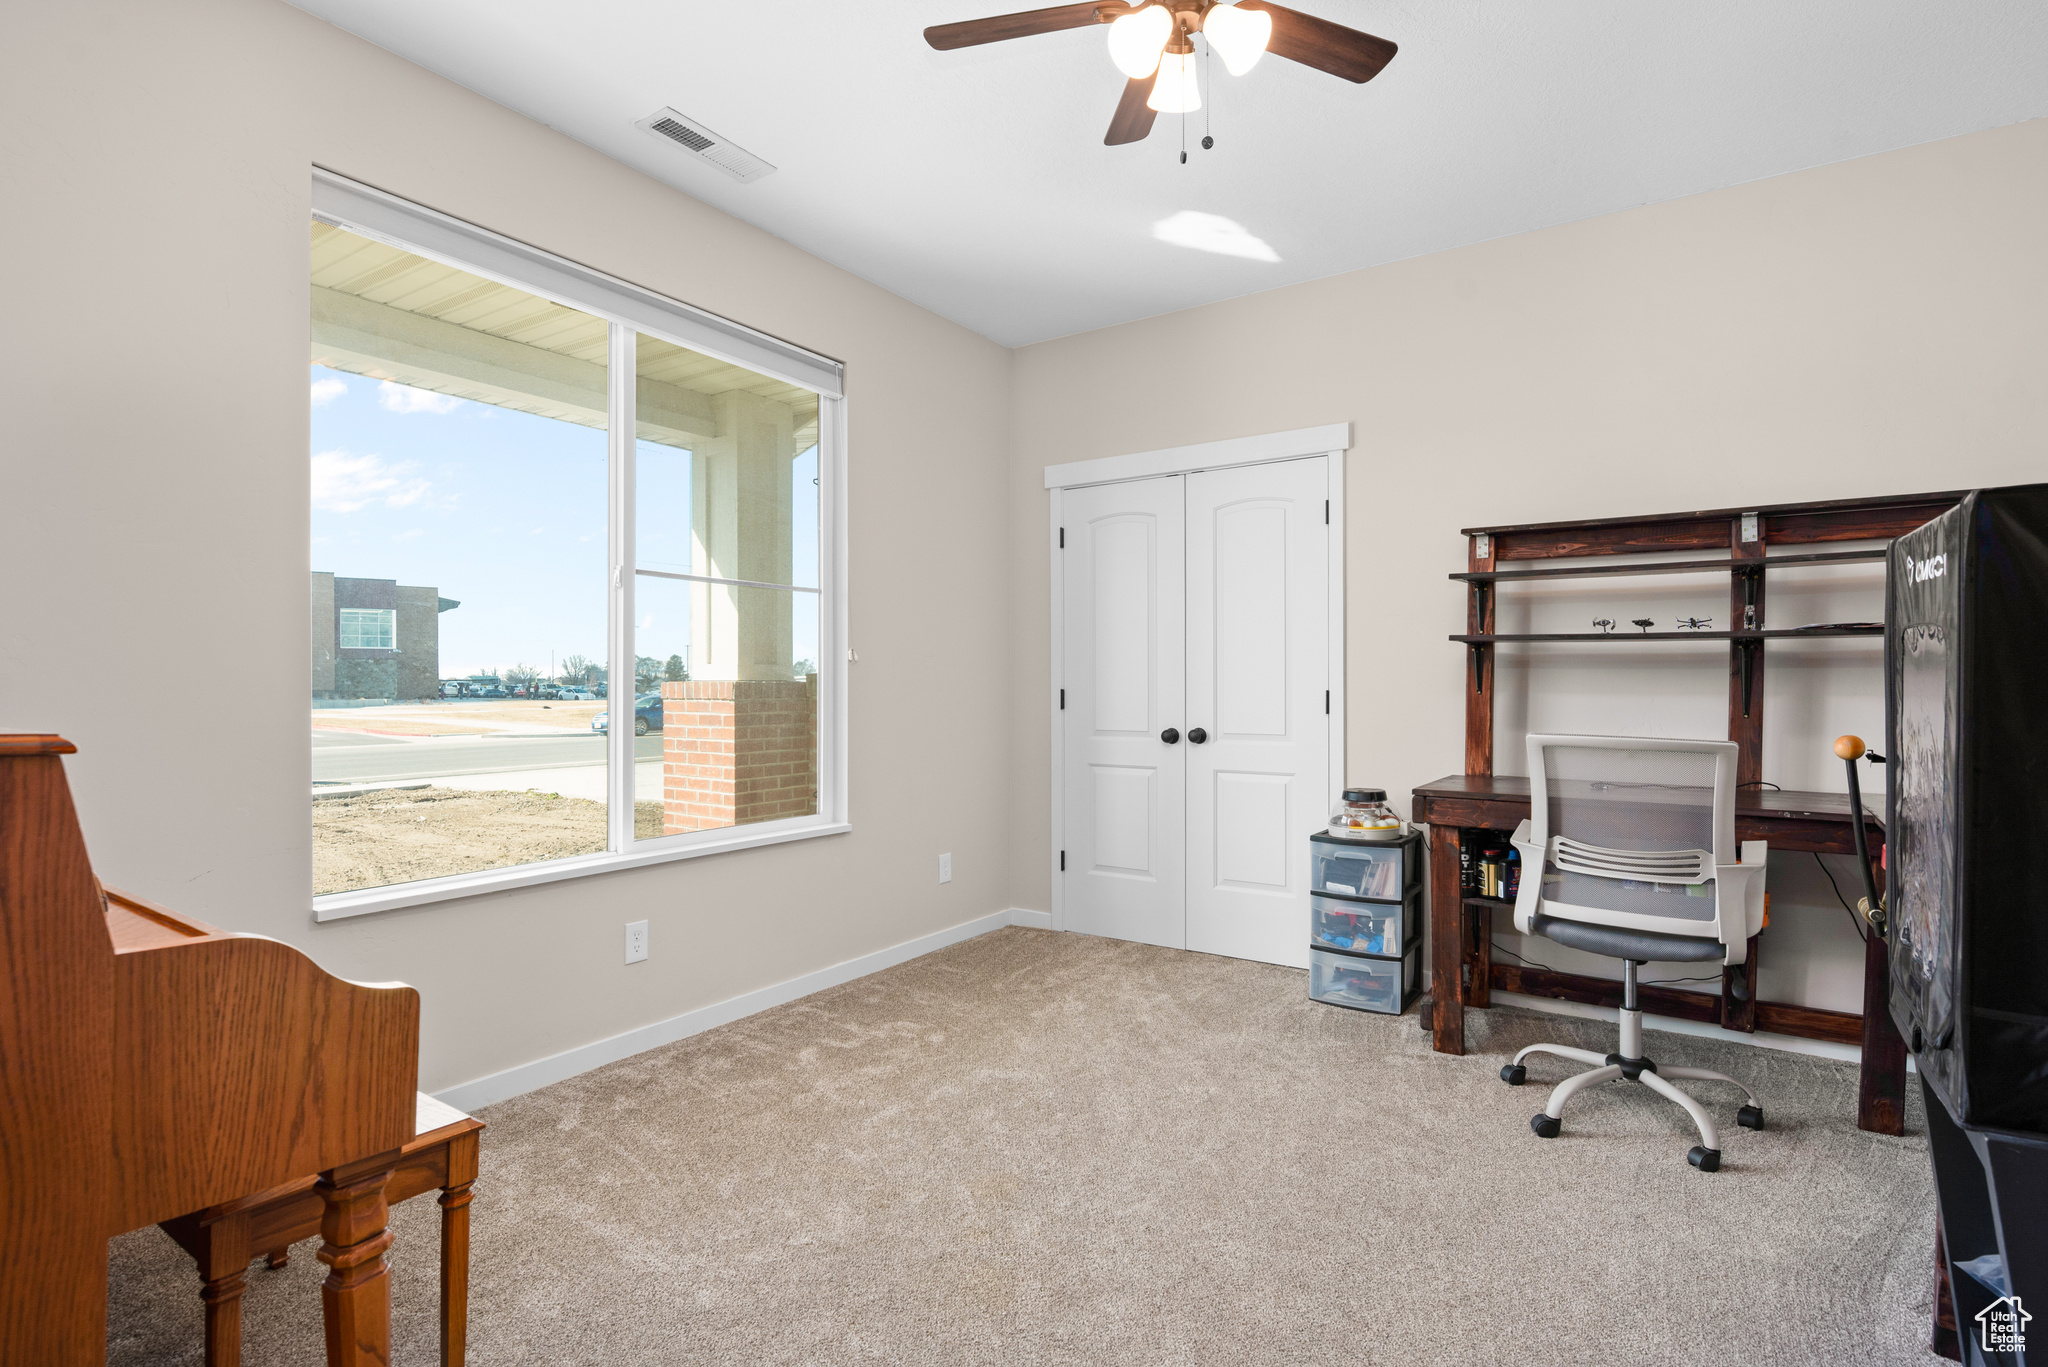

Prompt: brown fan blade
[
  {"left": 1105, "top": 71, "right": 1160, "bottom": 145},
  {"left": 925, "top": 1, "right": 1133, "bottom": 51},
  {"left": 1234, "top": 1, "right": 1396, "bottom": 83}
]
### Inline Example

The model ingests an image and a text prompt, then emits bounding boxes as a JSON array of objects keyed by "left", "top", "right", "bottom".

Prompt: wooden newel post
[{"left": 317, "top": 1150, "right": 402, "bottom": 1367}]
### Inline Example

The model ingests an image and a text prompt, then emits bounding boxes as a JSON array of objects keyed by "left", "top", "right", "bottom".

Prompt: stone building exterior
[{"left": 311, "top": 572, "right": 458, "bottom": 700}]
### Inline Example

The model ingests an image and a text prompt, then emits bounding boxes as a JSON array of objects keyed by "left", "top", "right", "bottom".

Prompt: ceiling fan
[{"left": 924, "top": 1, "right": 1396, "bottom": 148}]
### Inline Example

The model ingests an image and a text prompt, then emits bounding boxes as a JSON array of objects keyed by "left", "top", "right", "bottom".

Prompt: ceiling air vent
[{"left": 635, "top": 108, "right": 776, "bottom": 184}]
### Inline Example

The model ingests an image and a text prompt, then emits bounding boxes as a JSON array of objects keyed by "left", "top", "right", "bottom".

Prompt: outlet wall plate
[
  {"left": 625, "top": 919, "right": 649, "bottom": 964},
  {"left": 938, "top": 853, "right": 952, "bottom": 884}
]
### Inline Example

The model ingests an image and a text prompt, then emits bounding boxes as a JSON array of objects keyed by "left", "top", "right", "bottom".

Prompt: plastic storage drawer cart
[{"left": 1308, "top": 829, "right": 1423, "bottom": 1015}]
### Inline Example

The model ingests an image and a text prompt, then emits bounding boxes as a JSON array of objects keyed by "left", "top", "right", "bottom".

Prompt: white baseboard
[{"left": 435, "top": 907, "right": 1033, "bottom": 1113}]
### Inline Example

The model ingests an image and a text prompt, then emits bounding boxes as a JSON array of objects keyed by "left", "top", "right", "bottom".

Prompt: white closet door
[
  {"left": 1184, "top": 457, "right": 1328, "bottom": 966},
  {"left": 1060, "top": 475, "right": 1187, "bottom": 949}
]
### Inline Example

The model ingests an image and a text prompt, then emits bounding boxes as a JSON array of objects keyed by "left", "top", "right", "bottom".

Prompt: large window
[
  {"left": 310, "top": 173, "right": 844, "bottom": 918},
  {"left": 336, "top": 609, "right": 396, "bottom": 650}
]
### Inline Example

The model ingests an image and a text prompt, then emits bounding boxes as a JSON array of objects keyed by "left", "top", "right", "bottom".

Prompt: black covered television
[{"left": 1886, "top": 483, "right": 2048, "bottom": 1135}]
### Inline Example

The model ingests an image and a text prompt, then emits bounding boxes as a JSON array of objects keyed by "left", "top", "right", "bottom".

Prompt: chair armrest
[
  {"left": 1713, "top": 843, "right": 1770, "bottom": 963},
  {"left": 1509, "top": 818, "right": 1541, "bottom": 934}
]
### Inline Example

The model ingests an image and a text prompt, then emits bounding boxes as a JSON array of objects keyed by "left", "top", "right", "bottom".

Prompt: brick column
[{"left": 662, "top": 676, "right": 816, "bottom": 834}]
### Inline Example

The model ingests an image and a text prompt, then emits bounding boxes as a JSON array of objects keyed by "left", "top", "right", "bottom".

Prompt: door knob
[
  {"left": 1188, "top": 727, "right": 1208, "bottom": 744},
  {"left": 1160, "top": 728, "right": 1181, "bottom": 744}
]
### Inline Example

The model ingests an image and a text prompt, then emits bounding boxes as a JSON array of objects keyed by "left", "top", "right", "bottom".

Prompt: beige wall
[
  {"left": 0, "top": 0, "right": 1013, "bottom": 1093},
  {"left": 1009, "top": 117, "right": 2048, "bottom": 1015}
]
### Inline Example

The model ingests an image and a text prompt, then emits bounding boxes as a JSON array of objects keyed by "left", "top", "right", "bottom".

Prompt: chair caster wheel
[
  {"left": 1736, "top": 1105, "right": 1764, "bottom": 1130},
  {"left": 1501, "top": 1064, "right": 1527, "bottom": 1086},
  {"left": 1687, "top": 1146, "right": 1721, "bottom": 1172},
  {"left": 1531, "top": 1113, "right": 1561, "bottom": 1139}
]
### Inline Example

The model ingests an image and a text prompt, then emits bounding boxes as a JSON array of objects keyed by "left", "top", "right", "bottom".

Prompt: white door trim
[
  {"left": 1048, "top": 439, "right": 1347, "bottom": 944},
  {"left": 1043, "top": 423, "right": 1352, "bottom": 491}
]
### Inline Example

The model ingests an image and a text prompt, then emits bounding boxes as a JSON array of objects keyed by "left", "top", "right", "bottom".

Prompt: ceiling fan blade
[
  {"left": 1234, "top": 1, "right": 1397, "bottom": 83},
  {"left": 1105, "top": 72, "right": 1159, "bottom": 145},
  {"left": 925, "top": 1, "right": 1132, "bottom": 51}
]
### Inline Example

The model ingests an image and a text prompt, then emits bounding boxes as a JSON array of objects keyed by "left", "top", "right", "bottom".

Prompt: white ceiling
[{"left": 287, "top": 1, "right": 2048, "bottom": 347}]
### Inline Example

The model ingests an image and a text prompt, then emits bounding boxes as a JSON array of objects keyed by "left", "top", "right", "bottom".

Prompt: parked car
[
  {"left": 590, "top": 694, "right": 663, "bottom": 735},
  {"left": 559, "top": 688, "right": 595, "bottom": 701}
]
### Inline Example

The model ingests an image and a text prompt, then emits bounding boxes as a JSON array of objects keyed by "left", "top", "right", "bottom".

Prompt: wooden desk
[
  {"left": 1411, "top": 774, "right": 1910, "bottom": 1135},
  {"left": 0, "top": 736, "right": 420, "bottom": 1365},
  {"left": 160, "top": 1093, "right": 482, "bottom": 1367}
]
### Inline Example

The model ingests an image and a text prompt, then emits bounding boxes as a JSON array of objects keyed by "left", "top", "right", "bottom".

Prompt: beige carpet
[{"left": 108, "top": 926, "right": 1945, "bottom": 1365}]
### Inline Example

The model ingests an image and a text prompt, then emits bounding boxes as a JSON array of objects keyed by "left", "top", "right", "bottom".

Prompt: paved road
[{"left": 313, "top": 733, "right": 663, "bottom": 785}]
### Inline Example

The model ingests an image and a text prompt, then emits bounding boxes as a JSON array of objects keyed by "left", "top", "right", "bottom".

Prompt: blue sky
[{"left": 311, "top": 365, "right": 818, "bottom": 680}]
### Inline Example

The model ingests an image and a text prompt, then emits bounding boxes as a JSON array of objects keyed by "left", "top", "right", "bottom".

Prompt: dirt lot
[
  {"left": 314, "top": 787, "right": 666, "bottom": 895},
  {"left": 312, "top": 700, "right": 608, "bottom": 738}
]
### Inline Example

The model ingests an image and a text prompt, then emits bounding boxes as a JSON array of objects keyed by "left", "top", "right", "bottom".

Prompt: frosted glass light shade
[
  {"left": 1203, "top": 3, "right": 1271, "bottom": 76},
  {"left": 1107, "top": 6, "right": 1173, "bottom": 79},
  {"left": 1147, "top": 51, "right": 1202, "bottom": 112}
]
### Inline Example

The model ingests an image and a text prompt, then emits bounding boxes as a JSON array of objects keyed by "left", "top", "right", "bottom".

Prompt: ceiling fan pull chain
[{"left": 1203, "top": 39, "right": 1214, "bottom": 151}]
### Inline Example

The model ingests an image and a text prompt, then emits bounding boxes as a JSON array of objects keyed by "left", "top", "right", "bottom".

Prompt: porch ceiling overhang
[{"left": 310, "top": 222, "right": 820, "bottom": 451}]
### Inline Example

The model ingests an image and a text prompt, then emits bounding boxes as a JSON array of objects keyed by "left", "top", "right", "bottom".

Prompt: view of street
[{"left": 312, "top": 701, "right": 663, "bottom": 801}]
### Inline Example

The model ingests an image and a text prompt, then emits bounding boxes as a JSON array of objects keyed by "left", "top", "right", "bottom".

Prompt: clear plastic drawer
[
  {"left": 1309, "top": 946, "right": 1419, "bottom": 1015},
  {"left": 1310, "top": 840, "right": 1406, "bottom": 900},
  {"left": 1311, "top": 893, "right": 1408, "bottom": 956}
]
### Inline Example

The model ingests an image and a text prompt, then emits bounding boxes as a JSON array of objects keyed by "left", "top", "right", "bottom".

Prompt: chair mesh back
[{"left": 1539, "top": 742, "right": 1721, "bottom": 923}]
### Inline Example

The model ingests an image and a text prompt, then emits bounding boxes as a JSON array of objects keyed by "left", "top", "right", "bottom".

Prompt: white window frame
[
  {"left": 336, "top": 607, "right": 397, "bottom": 651},
  {"left": 310, "top": 169, "right": 849, "bottom": 921}
]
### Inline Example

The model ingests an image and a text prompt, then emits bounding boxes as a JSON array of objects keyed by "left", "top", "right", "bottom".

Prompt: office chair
[{"left": 1499, "top": 735, "right": 1769, "bottom": 1171}]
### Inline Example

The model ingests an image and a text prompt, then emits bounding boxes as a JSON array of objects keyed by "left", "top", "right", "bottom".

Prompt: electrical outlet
[
  {"left": 938, "top": 852, "right": 952, "bottom": 884},
  {"left": 625, "top": 919, "right": 649, "bottom": 964}
]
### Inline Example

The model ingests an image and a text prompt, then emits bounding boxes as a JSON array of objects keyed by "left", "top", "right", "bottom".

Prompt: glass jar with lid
[{"left": 1329, "top": 787, "right": 1403, "bottom": 840}]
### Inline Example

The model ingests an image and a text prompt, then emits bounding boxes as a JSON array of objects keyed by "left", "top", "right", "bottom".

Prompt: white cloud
[
  {"left": 1151, "top": 210, "right": 1280, "bottom": 262},
  {"left": 310, "top": 376, "right": 348, "bottom": 406},
  {"left": 377, "top": 381, "right": 464, "bottom": 414},
  {"left": 310, "top": 450, "right": 433, "bottom": 513}
]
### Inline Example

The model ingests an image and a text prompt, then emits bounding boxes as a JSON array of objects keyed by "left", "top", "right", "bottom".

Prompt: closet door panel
[
  {"left": 1185, "top": 458, "right": 1328, "bottom": 966},
  {"left": 1060, "top": 476, "right": 1187, "bottom": 948}
]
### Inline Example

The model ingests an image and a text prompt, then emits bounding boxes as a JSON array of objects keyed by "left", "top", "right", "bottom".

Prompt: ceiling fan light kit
[
  {"left": 923, "top": 0, "right": 1395, "bottom": 151},
  {"left": 1107, "top": 4, "right": 1174, "bottom": 78},
  {"left": 1202, "top": 2, "right": 1272, "bottom": 76},
  {"left": 1148, "top": 50, "right": 1202, "bottom": 112}
]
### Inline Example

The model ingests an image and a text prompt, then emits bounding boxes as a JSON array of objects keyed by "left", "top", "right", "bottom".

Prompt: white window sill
[{"left": 312, "top": 818, "right": 851, "bottom": 921}]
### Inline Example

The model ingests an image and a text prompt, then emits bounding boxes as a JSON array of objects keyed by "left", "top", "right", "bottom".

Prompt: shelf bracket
[
  {"left": 1470, "top": 643, "right": 1487, "bottom": 693},
  {"left": 1738, "top": 639, "right": 1761, "bottom": 716},
  {"left": 1738, "top": 564, "right": 1762, "bottom": 631}
]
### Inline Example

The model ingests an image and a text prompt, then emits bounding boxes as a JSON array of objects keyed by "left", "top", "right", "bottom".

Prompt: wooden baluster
[{"left": 317, "top": 1151, "right": 401, "bottom": 1367}]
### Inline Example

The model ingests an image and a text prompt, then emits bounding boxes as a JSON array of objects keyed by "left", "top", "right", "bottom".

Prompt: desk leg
[
  {"left": 1464, "top": 900, "right": 1492, "bottom": 1010},
  {"left": 1857, "top": 926, "right": 1909, "bottom": 1136},
  {"left": 1427, "top": 824, "right": 1465, "bottom": 1055},
  {"left": 1720, "top": 933, "right": 1760, "bottom": 1033},
  {"left": 184, "top": 1209, "right": 251, "bottom": 1367},
  {"left": 438, "top": 1129, "right": 480, "bottom": 1367},
  {"left": 200, "top": 1269, "right": 247, "bottom": 1367},
  {"left": 316, "top": 1151, "right": 400, "bottom": 1367},
  {"left": 1931, "top": 1222, "right": 1962, "bottom": 1360}
]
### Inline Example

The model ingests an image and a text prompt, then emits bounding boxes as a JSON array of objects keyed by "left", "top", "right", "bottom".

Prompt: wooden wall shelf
[
  {"left": 1451, "top": 626, "right": 1881, "bottom": 643},
  {"left": 1449, "top": 547, "right": 1886, "bottom": 583},
  {"left": 1415, "top": 489, "right": 1960, "bottom": 1138}
]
